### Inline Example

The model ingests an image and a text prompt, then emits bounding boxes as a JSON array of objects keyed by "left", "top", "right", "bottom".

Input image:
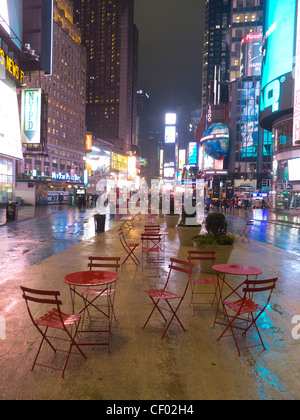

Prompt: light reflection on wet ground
[
  {"left": 0, "top": 207, "right": 115, "bottom": 283},
  {"left": 226, "top": 209, "right": 300, "bottom": 256},
  {"left": 0, "top": 206, "right": 300, "bottom": 284}
]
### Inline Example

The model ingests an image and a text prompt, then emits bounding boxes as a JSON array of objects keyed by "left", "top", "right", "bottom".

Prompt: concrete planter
[
  {"left": 164, "top": 214, "right": 180, "bottom": 228},
  {"left": 192, "top": 242, "right": 234, "bottom": 273},
  {"left": 176, "top": 225, "right": 202, "bottom": 246}
]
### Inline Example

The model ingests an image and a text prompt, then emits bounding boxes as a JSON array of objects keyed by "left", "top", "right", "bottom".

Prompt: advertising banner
[
  {"left": 21, "top": 89, "right": 42, "bottom": 144},
  {"left": 0, "top": 0, "right": 22, "bottom": 50},
  {"left": 260, "top": 0, "right": 297, "bottom": 130},
  {"left": 240, "top": 32, "right": 263, "bottom": 78}
]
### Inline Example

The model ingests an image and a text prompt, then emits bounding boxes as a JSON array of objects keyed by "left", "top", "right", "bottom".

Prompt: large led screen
[
  {"left": 165, "top": 126, "right": 176, "bottom": 144},
  {"left": 260, "top": 0, "right": 297, "bottom": 131},
  {"left": 0, "top": 0, "right": 22, "bottom": 50},
  {"left": 0, "top": 80, "right": 23, "bottom": 160},
  {"left": 288, "top": 157, "right": 300, "bottom": 181},
  {"left": 240, "top": 32, "right": 263, "bottom": 79}
]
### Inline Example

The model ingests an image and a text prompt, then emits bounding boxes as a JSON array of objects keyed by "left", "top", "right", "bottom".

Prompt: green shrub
[
  {"left": 205, "top": 212, "right": 228, "bottom": 237},
  {"left": 192, "top": 213, "right": 236, "bottom": 247}
]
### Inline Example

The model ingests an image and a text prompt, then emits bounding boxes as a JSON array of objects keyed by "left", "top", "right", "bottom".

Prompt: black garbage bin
[
  {"left": 94, "top": 214, "right": 106, "bottom": 232},
  {"left": 6, "top": 201, "right": 18, "bottom": 222}
]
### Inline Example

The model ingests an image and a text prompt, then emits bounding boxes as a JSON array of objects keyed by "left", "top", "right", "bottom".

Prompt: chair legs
[
  {"left": 32, "top": 316, "right": 87, "bottom": 378},
  {"left": 217, "top": 306, "right": 267, "bottom": 356},
  {"left": 122, "top": 246, "right": 140, "bottom": 266},
  {"left": 143, "top": 295, "right": 186, "bottom": 340}
]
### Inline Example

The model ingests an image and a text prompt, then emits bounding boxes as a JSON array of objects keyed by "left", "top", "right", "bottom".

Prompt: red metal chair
[
  {"left": 143, "top": 258, "right": 194, "bottom": 339},
  {"left": 187, "top": 250, "right": 217, "bottom": 314},
  {"left": 141, "top": 233, "right": 164, "bottom": 269},
  {"left": 80, "top": 256, "right": 120, "bottom": 322},
  {"left": 20, "top": 286, "right": 87, "bottom": 378},
  {"left": 118, "top": 228, "right": 140, "bottom": 266},
  {"left": 217, "top": 277, "right": 278, "bottom": 356},
  {"left": 144, "top": 225, "right": 161, "bottom": 232},
  {"left": 237, "top": 220, "right": 254, "bottom": 243}
]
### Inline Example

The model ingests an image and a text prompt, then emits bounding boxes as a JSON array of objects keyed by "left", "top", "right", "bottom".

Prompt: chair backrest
[
  {"left": 118, "top": 228, "right": 127, "bottom": 246},
  {"left": 188, "top": 250, "right": 216, "bottom": 275},
  {"left": 144, "top": 225, "right": 160, "bottom": 232},
  {"left": 20, "top": 286, "right": 63, "bottom": 324},
  {"left": 187, "top": 250, "right": 216, "bottom": 263},
  {"left": 246, "top": 220, "right": 254, "bottom": 228},
  {"left": 88, "top": 256, "right": 121, "bottom": 272},
  {"left": 243, "top": 277, "right": 278, "bottom": 294},
  {"left": 242, "top": 278, "right": 278, "bottom": 308},
  {"left": 164, "top": 258, "right": 194, "bottom": 296},
  {"left": 141, "top": 233, "right": 162, "bottom": 248}
]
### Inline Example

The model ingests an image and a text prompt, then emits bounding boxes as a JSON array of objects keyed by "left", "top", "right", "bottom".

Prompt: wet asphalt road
[{"left": 0, "top": 206, "right": 299, "bottom": 284}]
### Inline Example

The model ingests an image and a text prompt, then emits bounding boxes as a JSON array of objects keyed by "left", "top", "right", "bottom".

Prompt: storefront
[
  {"left": 16, "top": 174, "right": 85, "bottom": 206},
  {"left": 0, "top": 77, "right": 24, "bottom": 205}
]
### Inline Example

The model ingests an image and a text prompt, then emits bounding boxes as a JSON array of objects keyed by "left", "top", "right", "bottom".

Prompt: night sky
[{"left": 134, "top": 0, "right": 205, "bottom": 126}]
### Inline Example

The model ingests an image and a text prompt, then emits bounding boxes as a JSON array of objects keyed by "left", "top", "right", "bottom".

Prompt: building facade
[
  {"left": 0, "top": 0, "right": 45, "bottom": 205},
  {"left": 227, "top": 0, "right": 273, "bottom": 201},
  {"left": 202, "top": 0, "right": 231, "bottom": 115},
  {"left": 17, "top": 0, "right": 87, "bottom": 204},
  {"left": 260, "top": 0, "right": 300, "bottom": 210}
]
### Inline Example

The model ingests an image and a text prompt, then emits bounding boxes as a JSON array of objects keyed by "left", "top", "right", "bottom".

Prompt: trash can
[
  {"left": 94, "top": 214, "right": 106, "bottom": 232},
  {"left": 6, "top": 201, "right": 18, "bottom": 222}
]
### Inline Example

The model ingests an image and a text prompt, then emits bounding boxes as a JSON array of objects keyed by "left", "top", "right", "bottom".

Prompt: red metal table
[
  {"left": 62, "top": 270, "right": 119, "bottom": 351},
  {"left": 212, "top": 264, "right": 263, "bottom": 329}
]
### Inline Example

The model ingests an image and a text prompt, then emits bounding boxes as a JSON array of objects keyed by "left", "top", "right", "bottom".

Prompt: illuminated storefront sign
[
  {"left": 51, "top": 172, "right": 82, "bottom": 182},
  {"left": 21, "top": 89, "right": 42, "bottom": 144},
  {"left": 111, "top": 153, "right": 128, "bottom": 172},
  {"left": 0, "top": 47, "right": 25, "bottom": 84}
]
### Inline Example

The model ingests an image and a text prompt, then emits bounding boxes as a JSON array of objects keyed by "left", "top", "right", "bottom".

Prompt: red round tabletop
[
  {"left": 212, "top": 264, "right": 262, "bottom": 276},
  {"left": 62, "top": 271, "right": 119, "bottom": 287}
]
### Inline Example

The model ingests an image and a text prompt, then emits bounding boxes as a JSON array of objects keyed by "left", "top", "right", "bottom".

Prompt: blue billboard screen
[{"left": 260, "top": 0, "right": 297, "bottom": 131}]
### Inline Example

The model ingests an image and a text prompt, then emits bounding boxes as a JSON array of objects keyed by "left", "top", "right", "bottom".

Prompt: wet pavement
[
  {"left": 0, "top": 205, "right": 117, "bottom": 283},
  {"left": 0, "top": 206, "right": 299, "bottom": 400}
]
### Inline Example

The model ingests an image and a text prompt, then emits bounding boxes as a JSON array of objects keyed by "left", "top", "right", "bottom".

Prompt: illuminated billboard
[
  {"left": 86, "top": 133, "right": 93, "bottom": 152},
  {"left": 165, "top": 126, "right": 176, "bottom": 144},
  {"left": 0, "top": 79, "right": 23, "bottom": 160},
  {"left": 0, "top": 0, "right": 22, "bottom": 50},
  {"left": 21, "top": 89, "right": 42, "bottom": 144},
  {"left": 240, "top": 32, "right": 263, "bottom": 79},
  {"left": 165, "top": 113, "right": 177, "bottom": 125},
  {"left": 188, "top": 143, "right": 198, "bottom": 165},
  {"left": 260, "top": 0, "right": 297, "bottom": 131},
  {"left": 178, "top": 149, "right": 186, "bottom": 170},
  {"left": 293, "top": 0, "right": 300, "bottom": 146}
]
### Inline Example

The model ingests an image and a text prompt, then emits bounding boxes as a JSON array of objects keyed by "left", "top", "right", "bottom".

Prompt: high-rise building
[
  {"left": 202, "top": 0, "right": 231, "bottom": 114},
  {"left": 78, "top": 0, "right": 138, "bottom": 154},
  {"left": 227, "top": 0, "right": 272, "bottom": 197}
]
